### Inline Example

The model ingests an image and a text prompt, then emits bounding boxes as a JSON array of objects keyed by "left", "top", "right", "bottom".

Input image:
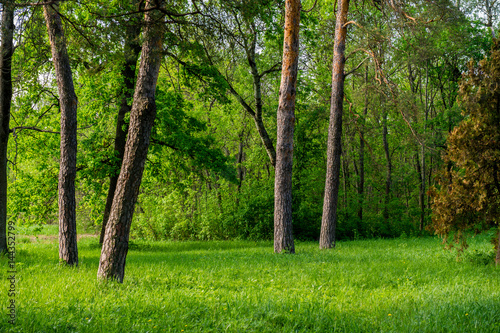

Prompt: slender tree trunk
[
  {"left": 44, "top": 2, "right": 78, "bottom": 266},
  {"left": 358, "top": 66, "right": 368, "bottom": 223},
  {"left": 485, "top": 0, "right": 496, "bottom": 39},
  {"left": 273, "top": 0, "right": 301, "bottom": 254},
  {"left": 0, "top": 1, "right": 14, "bottom": 254},
  {"left": 496, "top": 227, "right": 500, "bottom": 266},
  {"left": 319, "top": 0, "right": 350, "bottom": 249},
  {"left": 382, "top": 111, "right": 392, "bottom": 223},
  {"left": 98, "top": 1, "right": 165, "bottom": 282},
  {"left": 415, "top": 150, "right": 426, "bottom": 230},
  {"left": 419, "top": 145, "right": 425, "bottom": 230},
  {"left": 100, "top": 24, "right": 142, "bottom": 244},
  {"left": 248, "top": 41, "right": 277, "bottom": 166}
]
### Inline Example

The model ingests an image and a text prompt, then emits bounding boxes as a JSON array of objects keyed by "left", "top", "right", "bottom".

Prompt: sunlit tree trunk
[
  {"left": 44, "top": 2, "right": 78, "bottom": 265},
  {"left": 100, "top": 23, "right": 142, "bottom": 244},
  {"left": 98, "top": 1, "right": 165, "bottom": 282},
  {"left": 0, "top": 1, "right": 14, "bottom": 254},
  {"left": 274, "top": 0, "right": 301, "bottom": 254},
  {"left": 319, "top": 0, "right": 350, "bottom": 249}
]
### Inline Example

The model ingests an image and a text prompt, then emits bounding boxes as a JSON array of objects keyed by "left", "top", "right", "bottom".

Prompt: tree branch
[
  {"left": 345, "top": 57, "right": 369, "bottom": 77},
  {"left": 10, "top": 126, "right": 59, "bottom": 134},
  {"left": 259, "top": 62, "right": 282, "bottom": 78}
]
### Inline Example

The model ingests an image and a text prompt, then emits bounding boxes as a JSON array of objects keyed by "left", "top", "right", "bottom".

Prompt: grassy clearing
[{"left": 1, "top": 232, "right": 499, "bottom": 332}]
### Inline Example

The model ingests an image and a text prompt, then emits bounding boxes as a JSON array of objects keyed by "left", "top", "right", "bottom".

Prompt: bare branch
[
  {"left": 302, "top": 0, "right": 317, "bottom": 13},
  {"left": 10, "top": 126, "right": 59, "bottom": 134},
  {"left": 343, "top": 20, "right": 362, "bottom": 29},
  {"left": 345, "top": 57, "right": 369, "bottom": 77},
  {"left": 260, "top": 62, "right": 282, "bottom": 78}
]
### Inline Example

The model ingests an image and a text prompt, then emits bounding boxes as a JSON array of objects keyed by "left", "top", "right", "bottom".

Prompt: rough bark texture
[
  {"left": 100, "top": 24, "right": 142, "bottom": 244},
  {"left": 319, "top": 0, "right": 350, "bottom": 249},
  {"left": 44, "top": 2, "right": 78, "bottom": 265},
  {"left": 273, "top": 0, "right": 301, "bottom": 254},
  {"left": 0, "top": 1, "right": 14, "bottom": 254},
  {"left": 98, "top": 1, "right": 164, "bottom": 282}
]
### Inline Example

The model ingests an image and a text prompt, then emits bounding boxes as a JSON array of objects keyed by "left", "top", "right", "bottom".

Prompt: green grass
[{"left": 1, "top": 233, "right": 499, "bottom": 332}]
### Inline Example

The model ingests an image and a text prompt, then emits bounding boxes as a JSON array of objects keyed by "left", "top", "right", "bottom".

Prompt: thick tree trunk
[
  {"left": 100, "top": 24, "right": 142, "bottom": 244},
  {"left": 44, "top": 2, "right": 78, "bottom": 266},
  {"left": 0, "top": 2, "right": 14, "bottom": 254},
  {"left": 98, "top": 1, "right": 165, "bottom": 282},
  {"left": 273, "top": 0, "right": 301, "bottom": 254},
  {"left": 319, "top": 0, "right": 350, "bottom": 249}
]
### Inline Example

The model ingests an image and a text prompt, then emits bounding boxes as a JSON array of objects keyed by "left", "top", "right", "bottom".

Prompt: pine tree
[{"left": 430, "top": 39, "right": 500, "bottom": 265}]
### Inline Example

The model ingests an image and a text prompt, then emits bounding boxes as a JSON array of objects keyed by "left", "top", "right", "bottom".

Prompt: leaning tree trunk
[
  {"left": 273, "top": 0, "right": 301, "bottom": 254},
  {"left": 98, "top": 1, "right": 165, "bottom": 282},
  {"left": 319, "top": 0, "right": 350, "bottom": 249},
  {"left": 0, "top": 1, "right": 14, "bottom": 254},
  {"left": 247, "top": 29, "right": 277, "bottom": 167},
  {"left": 100, "top": 24, "right": 142, "bottom": 244},
  {"left": 44, "top": 2, "right": 78, "bottom": 266}
]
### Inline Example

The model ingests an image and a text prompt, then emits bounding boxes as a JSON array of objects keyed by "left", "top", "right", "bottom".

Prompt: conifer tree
[{"left": 430, "top": 39, "right": 500, "bottom": 265}]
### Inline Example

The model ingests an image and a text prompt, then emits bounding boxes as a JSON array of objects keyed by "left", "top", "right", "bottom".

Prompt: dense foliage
[
  {"left": 3, "top": 0, "right": 498, "bottom": 244},
  {"left": 430, "top": 39, "right": 500, "bottom": 255}
]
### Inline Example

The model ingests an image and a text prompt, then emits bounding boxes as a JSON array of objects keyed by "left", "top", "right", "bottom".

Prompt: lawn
[{"left": 1, "top": 231, "right": 499, "bottom": 332}]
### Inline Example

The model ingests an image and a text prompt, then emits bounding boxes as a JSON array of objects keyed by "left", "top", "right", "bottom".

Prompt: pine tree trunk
[
  {"left": 273, "top": 0, "right": 301, "bottom": 254},
  {"left": 100, "top": 24, "right": 142, "bottom": 244},
  {"left": 319, "top": 0, "right": 350, "bottom": 249},
  {"left": 0, "top": 1, "right": 14, "bottom": 254},
  {"left": 44, "top": 2, "right": 78, "bottom": 266},
  {"left": 98, "top": 1, "right": 165, "bottom": 282}
]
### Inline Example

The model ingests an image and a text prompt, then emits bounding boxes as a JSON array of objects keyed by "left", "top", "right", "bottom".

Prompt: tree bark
[
  {"left": 0, "top": 1, "right": 14, "bottom": 254},
  {"left": 319, "top": 0, "right": 350, "bottom": 249},
  {"left": 44, "top": 2, "right": 78, "bottom": 266},
  {"left": 485, "top": 0, "right": 496, "bottom": 39},
  {"left": 357, "top": 66, "right": 368, "bottom": 223},
  {"left": 98, "top": 1, "right": 165, "bottom": 282},
  {"left": 496, "top": 227, "right": 500, "bottom": 266},
  {"left": 273, "top": 0, "right": 301, "bottom": 254},
  {"left": 100, "top": 23, "right": 142, "bottom": 244},
  {"left": 247, "top": 30, "right": 277, "bottom": 167},
  {"left": 382, "top": 111, "right": 392, "bottom": 223}
]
